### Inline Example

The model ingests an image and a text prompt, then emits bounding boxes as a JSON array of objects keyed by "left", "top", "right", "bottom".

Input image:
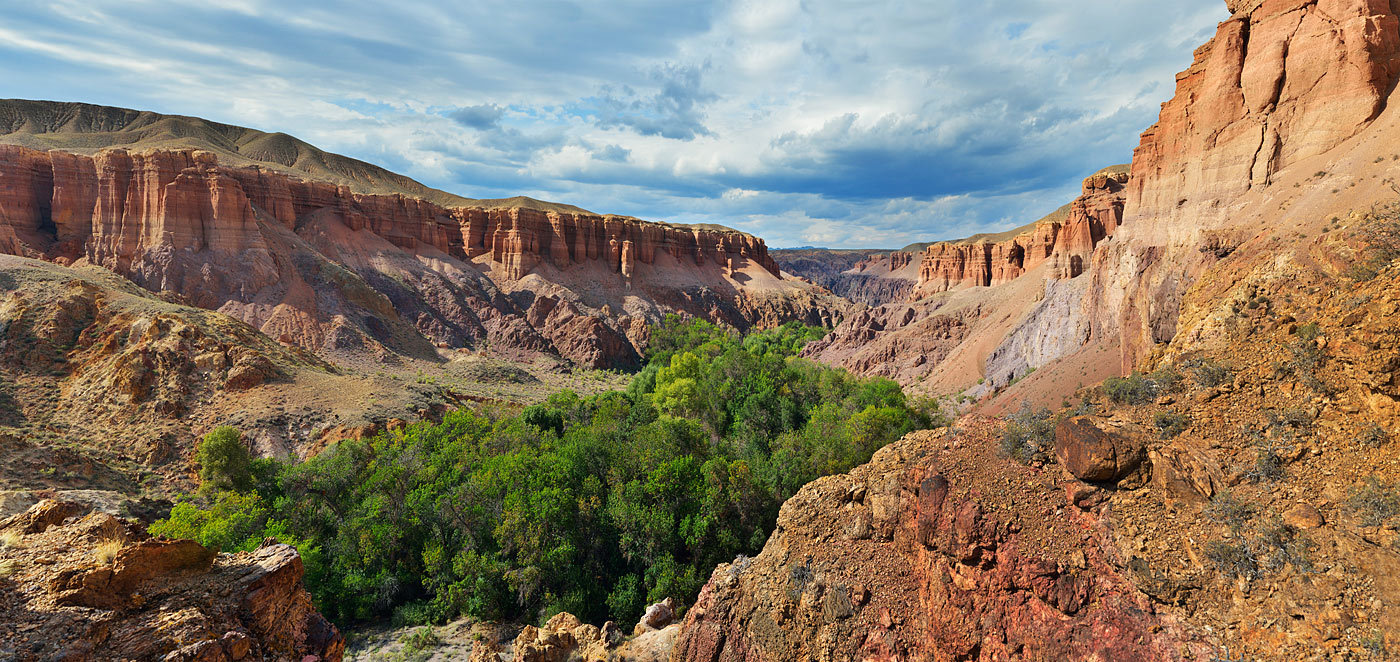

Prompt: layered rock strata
[
  {"left": 0, "top": 145, "right": 812, "bottom": 367},
  {"left": 1094, "top": 0, "right": 1400, "bottom": 368},
  {"left": 913, "top": 170, "right": 1128, "bottom": 299}
]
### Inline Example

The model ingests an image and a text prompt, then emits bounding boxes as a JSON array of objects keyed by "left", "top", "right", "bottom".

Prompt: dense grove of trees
[{"left": 151, "top": 319, "right": 942, "bottom": 627}]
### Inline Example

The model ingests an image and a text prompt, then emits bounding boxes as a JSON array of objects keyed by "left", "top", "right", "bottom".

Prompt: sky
[{"left": 1, "top": 1, "right": 1229, "bottom": 248}]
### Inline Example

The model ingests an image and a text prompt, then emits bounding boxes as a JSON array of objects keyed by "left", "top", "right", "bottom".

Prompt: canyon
[
  {"left": 0, "top": 105, "right": 841, "bottom": 374},
  {"left": 2, "top": 0, "right": 1400, "bottom": 659}
]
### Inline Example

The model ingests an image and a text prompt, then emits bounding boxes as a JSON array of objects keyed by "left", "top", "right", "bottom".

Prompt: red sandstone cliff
[
  {"left": 0, "top": 144, "right": 829, "bottom": 368},
  {"left": 1092, "top": 0, "right": 1400, "bottom": 369},
  {"left": 912, "top": 170, "right": 1128, "bottom": 299}
]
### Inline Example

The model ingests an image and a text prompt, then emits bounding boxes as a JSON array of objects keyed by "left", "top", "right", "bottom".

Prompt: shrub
[
  {"left": 1001, "top": 403, "right": 1056, "bottom": 463},
  {"left": 1204, "top": 490, "right": 1253, "bottom": 534},
  {"left": 1360, "top": 424, "right": 1391, "bottom": 448},
  {"left": 1255, "top": 516, "right": 1313, "bottom": 574},
  {"left": 1103, "top": 374, "right": 1156, "bottom": 405},
  {"left": 1154, "top": 411, "right": 1190, "bottom": 439},
  {"left": 1247, "top": 434, "right": 1287, "bottom": 482},
  {"left": 1204, "top": 539, "right": 1259, "bottom": 580},
  {"left": 1284, "top": 332, "right": 1331, "bottom": 395},
  {"left": 1148, "top": 365, "right": 1184, "bottom": 394},
  {"left": 1184, "top": 358, "right": 1232, "bottom": 388},
  {"left": 196, "top": 426, "right": 252, "bottom": 492},
  {"left": 1349, "top": 477, "right": 1400, "bottom": 527}
]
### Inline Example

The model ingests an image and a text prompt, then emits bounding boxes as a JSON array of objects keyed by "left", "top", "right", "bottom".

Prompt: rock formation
[
  {"left": 912, "top": 169, "right": 1128, "bottom": 299},
  {"left": 0, "top": 137, "right": 832, "bottom": 368},
  {"left": 0, "top": 499, "right": 343, "bottom": 661},
  {"left": 771, "top": 248, "right": 919, "bottom": 307},
  {"left": 1093, "top": 0, "right": 1400, "bottom": 369},
  {"left": 670, "top": 421, "right": 1215, "bottom": 661}
]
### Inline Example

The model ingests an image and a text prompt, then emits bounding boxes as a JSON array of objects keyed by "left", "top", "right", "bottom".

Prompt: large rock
[
  {"left": 670, "top": 423, "right": 1216, "bottom": 662},
  {"left": 1054, "top": 416, "right": 1146, "bottom": 483},
  {"left": 0, "top": 499, "right": 343, "bottom": 662}
]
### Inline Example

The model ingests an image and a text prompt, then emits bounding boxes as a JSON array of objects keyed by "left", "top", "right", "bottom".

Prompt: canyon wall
[
  {"left": 0, "top": 145, "right": 813, "bottom": 367},
  {"left": 1094, "top": 0, "right": 1400, "bottom": 369},
  {"left": 912, "top": 170, "right": 1127, "bottom": 299}
]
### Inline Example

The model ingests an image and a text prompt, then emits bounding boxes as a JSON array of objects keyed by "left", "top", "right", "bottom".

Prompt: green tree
[{"left": 196, "top": 426, "right": 252, "bottom": 492}]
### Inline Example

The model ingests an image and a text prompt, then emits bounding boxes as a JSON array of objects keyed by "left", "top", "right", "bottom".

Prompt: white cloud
[{"left": 0, "top": 0, "right": 1230, "bottom": 247}]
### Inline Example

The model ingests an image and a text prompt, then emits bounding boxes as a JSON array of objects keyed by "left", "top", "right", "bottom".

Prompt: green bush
[
  {"left": 1184, "top": 358, "right": 1232, "bottom": 388},
  {"left": 1001, "top": 403, "right": 1055, "bottom": 463},
  {"left": 196, "top": 426, "right": 252, "bottom": 492},
  {"left": 152, "top": 321, "right": 932, "bottom": 628}
]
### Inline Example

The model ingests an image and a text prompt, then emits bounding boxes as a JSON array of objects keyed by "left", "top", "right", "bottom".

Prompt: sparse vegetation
[
  {"left": 93, "top": 538, "right": 125, "bottom": 565},
  {"left": 396, "top": 627, "right": 440, "bottom": 661},
  {"left": 1153, "top": 411, "right": 1189, "bottom": 439},
  {"left": 1183, "top": 357, "right": 1232, "bottom": 388},
  {"left": 1348, "top": 476, "right": 1400, "bottom": 528},
  {"left": 1000, "top": 402, "right": 1056, "bottom": 463},
  {"left": 1103, "top": 373, "right": 1156, "bottom": 405},
  {"left": 1204, "top": 498, "right": 1312, "bottom": 580},
  {"left": 0, "top": 531, "right": 22, "bottom": 550},
  {"left": 1148, "top": 365, "right": 1184, "bottom": 394},
  {"left": 1360, "top": 424, "right": 1391, "bottom": 448},
  {"left": 1205, "top": 490, "right": 1254, "bottom": 534},
  {"left": 1283, "top": 325, "right": 1331, "bottom": 395}
]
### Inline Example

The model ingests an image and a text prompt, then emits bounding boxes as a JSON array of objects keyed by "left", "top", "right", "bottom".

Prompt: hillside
[{"left": 0, "top": 98, "right": 591, "bottom": 213}]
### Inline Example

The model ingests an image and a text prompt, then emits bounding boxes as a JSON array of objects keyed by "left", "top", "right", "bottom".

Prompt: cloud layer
[{"left": 2, "top": 0, "right": 1228, "bottom": 248}]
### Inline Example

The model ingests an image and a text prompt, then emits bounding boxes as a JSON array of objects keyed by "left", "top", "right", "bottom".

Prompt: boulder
[
  {"left": 1053, "top": 417, "right": 1145, "bottom": 483},
  {"left": 1149, "top": 443, "right": 1227, "bottom": 505}
]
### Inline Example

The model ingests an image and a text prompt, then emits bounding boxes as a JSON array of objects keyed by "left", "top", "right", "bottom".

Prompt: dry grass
[
  {"left": 0, "top": 530, "right": 23, "bottom": 550},
  {"left": 0, "top": 559, "right": 18, "bottom": 577},
  {"left": 93, "top": 538, "right": 125, "bottom": 565}
]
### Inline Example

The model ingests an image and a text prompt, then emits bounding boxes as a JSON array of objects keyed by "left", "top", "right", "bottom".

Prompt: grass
[
  {"left": 0, "top": 559, "right": 18, "bottom": 577},
  {"left": 93, "top": 538, "right": 125, "bottom": 564},
  {"left": 0, "top": 531, "right": 23, "bottom": 550}
]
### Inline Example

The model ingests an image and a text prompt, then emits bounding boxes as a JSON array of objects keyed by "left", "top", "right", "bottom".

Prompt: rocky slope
[
  {"left": 0, "top": 498, "right": 343, "bottom": 661},
  {"left": 0, "top": 254, "right": 470, "bottom": 496},
  {"left": 1089, "top": 0, "right": 1400, "bottom": 371},
  {"left": 669, "top": 419, "right": 1216, "bottom": 661},
  {"left": 802, "top": 168, "right": 1127, "bottom": 393},
  {"left": 0, "top": 103, "right": 843, "bottom": 370}
]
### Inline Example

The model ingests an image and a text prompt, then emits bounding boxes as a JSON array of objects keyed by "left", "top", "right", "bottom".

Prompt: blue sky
[{"left": 1, "top": 1, "right": 1228, "bottom": 248}]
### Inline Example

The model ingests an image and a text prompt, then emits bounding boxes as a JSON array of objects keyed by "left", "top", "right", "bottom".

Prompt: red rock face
[
  {"left": 1098, "top": 0, "right": 1400, "bottom": 369},
  {"left": 0, "top": 146, "right": 808, "bottom": 367},
  {"left": 671, "top": 423, "right": 1214, "bottom": 662},
  {"left": 911, "top": 172, "right": 1127, "bottom": 299}
]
